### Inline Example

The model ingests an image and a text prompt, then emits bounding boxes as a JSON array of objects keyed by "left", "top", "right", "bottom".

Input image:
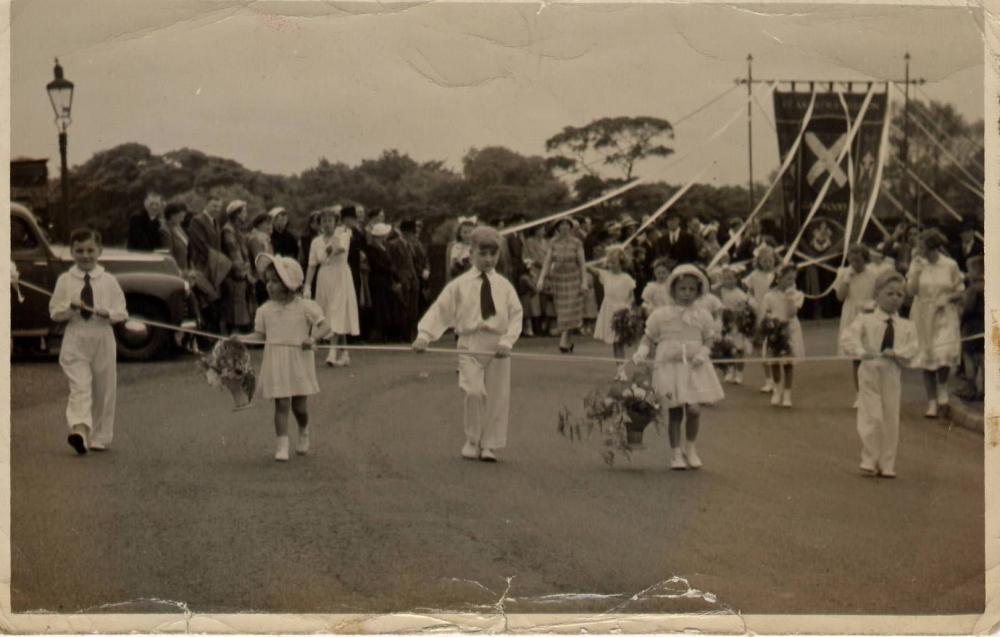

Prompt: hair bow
[{"left": 457, "top": 216, "right": 478, "bottom": 225}]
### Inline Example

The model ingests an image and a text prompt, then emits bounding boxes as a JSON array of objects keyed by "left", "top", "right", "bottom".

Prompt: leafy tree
[
  {"left": 461, "top": 146, "right": 569, "bottom": 222},
  {"left": 545, "top": 116, "right": 674, "bottom": 180}
]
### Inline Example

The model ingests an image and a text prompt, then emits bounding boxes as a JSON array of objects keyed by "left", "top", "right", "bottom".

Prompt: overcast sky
[{"left": 11, "top": 1, "right": 984, "bottom": 188}]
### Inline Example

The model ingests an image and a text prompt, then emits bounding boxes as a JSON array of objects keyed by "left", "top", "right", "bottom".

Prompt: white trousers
[
  {"left": 856, "top": 358, "right": 901, "bottom": 474},
  {"left": 59, "top": 326, "right": 118, "bottom": 446},
  {"left": 457, "top": 333, "right": 510, "bottom": 450}
]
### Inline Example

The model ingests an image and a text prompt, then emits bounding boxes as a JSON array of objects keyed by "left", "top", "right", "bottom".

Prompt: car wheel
[{"left": 116, "top": 297, "right": 172, "bottom": 361}]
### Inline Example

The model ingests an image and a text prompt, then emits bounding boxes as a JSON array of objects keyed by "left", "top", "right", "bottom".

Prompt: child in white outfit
[
  {"left": 716, "top": 265, "right": 754, "bottom": 384},
  {"left": 239, "top": 254, "right": 331, "bottom": 461},
  {"left": 589, "top": 247, "right": 636, "bottom": 374},
  {"left": 839, "top": 271, "right": 918, "bottom": 478},
  {"left": 762, "top": 264, "right": 805, "bottom": 408},
  {"left": 49, "top": 229, "right": 129, "bottom": 454},
  {"left": 413, "top": 226, "right": 523, "bottom": 463},
  {"left": 641, "top": 258, "right": 672, "bottom": 313},
  {"left": 743, "top": 245, "right": 777, "bottom": 393},
  {"left": 633, "top": 264, "right": 724, "bottom": 470}
]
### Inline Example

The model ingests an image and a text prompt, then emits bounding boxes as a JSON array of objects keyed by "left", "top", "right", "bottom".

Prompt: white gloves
[{"left": 632, "top": 343, "right": 650, "bottom": 365}]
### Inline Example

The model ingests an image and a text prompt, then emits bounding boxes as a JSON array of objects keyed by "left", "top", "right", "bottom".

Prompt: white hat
[
  {"left": 226, "top": 200, "right": 247, "bottom": 215},
  {"left": 665, "top": 263, "right": 710, "bottom": 298},
  {"left": 267, "top": 206, "right": 287, "bottom": 219},
  {"left": 255, "top": 253, "right": 304, "bottom": 292},
  {"left": 370, "top": 222, "right": 393, "bottom": 238}
]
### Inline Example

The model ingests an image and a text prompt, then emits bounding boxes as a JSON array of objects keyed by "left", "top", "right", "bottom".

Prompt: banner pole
[{"left": 904, "top": 52, "right": 916, "bottom": 228}]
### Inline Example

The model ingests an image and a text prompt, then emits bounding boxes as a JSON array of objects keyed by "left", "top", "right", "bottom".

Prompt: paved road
[{"left": 10, "top": 321, "right": 983, "bottom": 616}]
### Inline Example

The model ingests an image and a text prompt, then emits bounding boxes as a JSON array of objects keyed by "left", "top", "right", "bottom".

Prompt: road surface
[{"left": 10, "top": 320, "right": 983, "bottom": 616}]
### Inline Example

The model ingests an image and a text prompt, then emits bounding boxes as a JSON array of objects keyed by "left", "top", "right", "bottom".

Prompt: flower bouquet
[
  {"left": 611, "top": 306, "right": 647, "bottom": 348},
  {"left": 735, "top": 303, "right": 757, "bottom": 339},
  {"left": 757, "top": 316, "right": 792, "bottom": 359},
  {"left": 199, "top": 338, "right": 256, "bottom": 410},
  {"left": 710, "top": 336, "right": 738, "bottom": 363},
  {"left": 558, "top": 365, "right": 662, "bottom": 467}
]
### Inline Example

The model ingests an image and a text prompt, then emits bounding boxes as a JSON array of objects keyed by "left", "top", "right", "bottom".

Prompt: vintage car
[{"left": 10, "top": 202, "right": 196, "bottom": 360}]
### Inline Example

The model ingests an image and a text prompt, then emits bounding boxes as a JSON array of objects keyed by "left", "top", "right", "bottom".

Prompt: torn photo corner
[{"left": 2, "top": 0, "right": 995, "bottom": 634}]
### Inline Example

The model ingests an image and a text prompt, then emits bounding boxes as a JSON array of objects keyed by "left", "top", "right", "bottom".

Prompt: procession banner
[
  {"left": 773, "top": 86, "right": 888, "bottom": 314},
  {"left": 773, "top": 86, "right": 888, "bottom": 255}
]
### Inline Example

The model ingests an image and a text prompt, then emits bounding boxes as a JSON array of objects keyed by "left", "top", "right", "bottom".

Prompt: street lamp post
[{"left": 46, "top": 58, "right": 74, "bottom": 241}]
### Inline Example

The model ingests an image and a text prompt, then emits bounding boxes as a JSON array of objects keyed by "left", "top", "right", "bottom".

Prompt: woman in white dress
[
  {"left": 834, "top": 244, "right": 891, "bottom": 403},
  {"left": 304, "top": 208, "right": 359, "bottom": 367},
  {"left": 906, "top": 230, "right": 964, "bottom": 418}
]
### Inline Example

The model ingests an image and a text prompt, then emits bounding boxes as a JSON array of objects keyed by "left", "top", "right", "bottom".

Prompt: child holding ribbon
[
  {"left": 413, "top": 226, "right": 523, "bottom": 463},
  {"left": 633, "top": 264, "right": 724, "bottom": 470},
  {"left": 839, "top": 270, "right": 918, "bottom": 478},
  {"left": 762, "top": 264, "right": 805, "bottom": 408},
  {"left": 237, "top": 254, "right": 331, "bottom": 462}
]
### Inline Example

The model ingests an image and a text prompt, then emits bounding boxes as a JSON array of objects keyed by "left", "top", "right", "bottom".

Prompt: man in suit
[
  {"left": 126, "top": 191, "right": 168, "bottom": 251},
  {"left": 186, "top": 197, "right": 225, "bottom": 334},
  {"left": 953, "top": 220, "right": 984, "bottom": 269},
  {"left": 654, "top": 211, "right": 699, "bottom": 266}
]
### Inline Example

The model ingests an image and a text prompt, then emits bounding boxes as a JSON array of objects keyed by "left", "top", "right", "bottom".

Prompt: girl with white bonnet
[
  {"left": 633, "top": 264, "right": 724, "bottom": 470},
  {"left": 236, "top": 254, "right": 331, "bottom": 462}
]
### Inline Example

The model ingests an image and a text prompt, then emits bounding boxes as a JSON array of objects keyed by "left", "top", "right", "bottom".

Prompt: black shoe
[
  {"left": 559, "top": 345, "right": 570, "bottom": 354},
  {"left": 68, "top": 433, "right": 87, "bottom": 455}
]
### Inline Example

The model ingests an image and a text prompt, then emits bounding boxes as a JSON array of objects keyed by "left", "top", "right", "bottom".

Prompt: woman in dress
[
  {"left": 537, "top": 218, "right": 586, "bottom": 353},
  {"left": 305, "top": 207, "right": 359, "bottom": 366},
  {"left": 447, "top": 217, "right": 476, "bottom": 280},
  {"left": 523, "top": 224, "right": 550, "bottom": 336},
  {"left": 298, "top": 210, "right": 323, "bottom": 294},
  {"left": 366, "top": 222, "right": 402, "bottom": 343},
  {"left": 834, "top": 244, "right": 890, "bottom": 403},
  {"left": 269, "top": 207, "right": 299, "bottom": 259},
  {"left": 247, "top": 213, "right": 275, "bottom": 306},
  {"left": 906, "top": 230, "right": 964, "bottom": 418},
  {"left": 220, "top": 200, "right": 256, "bottom": 334}
]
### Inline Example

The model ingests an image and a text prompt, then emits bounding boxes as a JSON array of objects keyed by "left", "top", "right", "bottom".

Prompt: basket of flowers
[
  {"left": 611, "top": 306, "right": 647, "bottom": 347},
  {"left": 735, "top": 303, "right": 757, "bottom": 339},
  {"left": 198, "top": 338, "right": 256, "bottom": 410},
  {"left": 558, "top": 364, "right": 662, "bottom": 466}
]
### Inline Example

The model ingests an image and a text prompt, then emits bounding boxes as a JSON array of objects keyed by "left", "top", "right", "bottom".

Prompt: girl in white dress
[
  {"left": 305, "top": 208, "right": 359, "bottom": 367},
  {"left": 762, "top": 264, "right": 805, "bottom": 408},
  {"left": 716, "top": 265, "right": 754, "bottom": 385},
  {"left": 742, "top": 245, "right": 777, "bottom": 393},
  {"left": 633, "top": 264, "right": 724, "bottom": 470},
  {"left": 447, "top": 219, "right": 476, "bottom": 280},
  {"left": 641, "top": 258, "right": 672, "bottom": 312},
  {"left": 240, "top": 254, "right": 331, "bottom": 462},
  {"left": 588, "top": 247, "right": 636, "bottom": 376},
  {"left": 834, "top": 244, "right": 891, "bottom": 403},
  {"left": 905, "top": 231, "right": 964, "bottom": 418}
]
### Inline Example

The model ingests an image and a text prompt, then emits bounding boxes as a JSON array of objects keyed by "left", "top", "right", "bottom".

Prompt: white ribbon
[{"left": 709, "top": 85, "right": 819, "bottom": 268}]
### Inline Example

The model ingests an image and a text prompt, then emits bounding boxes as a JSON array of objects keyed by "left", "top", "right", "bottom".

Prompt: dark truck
[{"left": 10, "top": 202, "right": 196, "bottom": 360}]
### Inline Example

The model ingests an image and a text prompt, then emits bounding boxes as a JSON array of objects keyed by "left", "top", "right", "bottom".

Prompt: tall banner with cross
[{"left": 772, "top": 87, "right": 889, "bottom": 315}]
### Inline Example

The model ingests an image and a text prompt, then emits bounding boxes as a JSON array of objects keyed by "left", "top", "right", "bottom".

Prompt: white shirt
[
  {"left": 49, "top": 264, "right": 129, "bottom": 328},
  {"left": 839, "top": 307, "right": 918, "bottom": 365},
  {"left": 418, "top": 268, "right": 523, "bottom": 349}
]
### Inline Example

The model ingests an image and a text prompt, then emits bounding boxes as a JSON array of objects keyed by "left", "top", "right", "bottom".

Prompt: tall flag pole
[{"left": 903, "top": 52, "right": 915, "bottom": 227}]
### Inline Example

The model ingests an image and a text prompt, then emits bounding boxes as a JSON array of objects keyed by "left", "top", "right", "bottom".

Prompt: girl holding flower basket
[
  {"left": 588, "top": 246, "right": 636, "bottom": 376},
  {"left": 237, "top": 254, "right": 332, "bottom": 462},
  {"left": 633, "top": 264, "right": 724, "bottom": 470},
  {"left": 716, "top": 264, "right": 755, "bottom": 385},
  {"left": 761, "top": 264, "right": 805, "bottom": 408}
]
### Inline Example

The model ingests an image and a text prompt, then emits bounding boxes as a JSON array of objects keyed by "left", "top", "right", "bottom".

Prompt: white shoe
[
  {"left": 340, "top": 351, "right": 351, "bottom": 367},
  {"left": 760, "top": 379, "right": 774, "bottom": 393},
  {"left": 274, "top": 436, "right": 290, "bottom": 462},
  {"left": 683, "top": 442, "right": 703, "bottom": 469},
  {"left": 461, "top": 442, "right": 480, "bottom": 460},
  {"left": 733, "top": 371, "right": 743, "bottom": 385},
  {"left": 89, "top": 442, "right": 108, "bottom": 451},
  {"left": 670, "top": 447, "right": 687, "bottom": 470},
  {"left": 936, "top": 387, "right": 949, "bottom": 406},
  {"left": 296, "top": 429, "right": 310, "bottom": 455},
  {"left": 615, "top": 364, "right": 628, "bottom": 381},
  {"left": 925, "top": 401, "right": 938, "bottom": 418},
  {"left": 781, "top": 390, "right": 792, "bottom": 408},
  {"left": 770, "top": 386, "right": 783, "bottom": 406},
  {"left": 723, "top": 368, "right": 734, "bottom": 383},
  {"left": 479, "top": 448, "right": 498, "bottom": 462}
]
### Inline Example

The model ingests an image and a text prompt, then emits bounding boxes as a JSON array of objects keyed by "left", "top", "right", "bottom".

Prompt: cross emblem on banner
[{"left": 805, "top": 132, "right": 848, "bottom": 189}]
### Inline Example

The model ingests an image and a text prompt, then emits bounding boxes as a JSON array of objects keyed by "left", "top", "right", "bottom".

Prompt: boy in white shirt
[
  {"left": 413, "top": 226, "right": 523, "bottom": 462},
  {"left": 839, "top": 270, "right": 918, "bottom": 478},
  {"left": 49, "top": 229, "right": 129, "bottom": 454}
]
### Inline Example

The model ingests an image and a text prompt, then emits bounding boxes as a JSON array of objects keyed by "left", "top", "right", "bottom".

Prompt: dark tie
[
  {"left": 880, "top": 317, "right": 894, "bottom": 351},
  {"left": 480, "top": 271, "right": 496, "bottom": 320},
  {"left": 81, "top": 273, "right": 94, "bottom": 320}
]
